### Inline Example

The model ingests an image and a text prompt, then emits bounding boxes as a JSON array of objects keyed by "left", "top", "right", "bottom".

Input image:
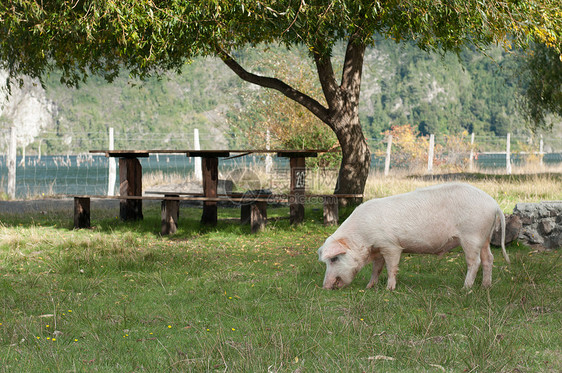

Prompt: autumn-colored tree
[
  {"left": 382, "top": 124, "right": 428, "bottom": 171},
  {"left": 435, "top": 131, "right": 477, "bottom": 172},
  {"left": 382, "top": 126, "right": 478, "bottom": 172},
  {"left": 229, "top": 50, "right": 340, "bottom": 168}
]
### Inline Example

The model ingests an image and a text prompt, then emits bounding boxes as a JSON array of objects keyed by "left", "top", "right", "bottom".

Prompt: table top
[{"left": 89, "top": 149, "right": 334, "bottom": 158}]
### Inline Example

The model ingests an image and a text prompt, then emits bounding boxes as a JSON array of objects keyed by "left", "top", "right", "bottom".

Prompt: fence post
[
  {"left": 506, "top": 133, "right": 512, "bottom": 175},
  {"left": 469, "top": 132, "right": 475, "bottom": 171},
  {"left": 427, "top": 134, "right": 434, "bottom": 173},
  {"left": 194, "top": 128, "right": 202, "bottom": 182},
  {"left": 19, "top": 145, "right": 26, "bottom": 168},
  {"left": 384, "top": 134, "right": 392, "bottom": 176},
  {"left": 107, "top": 127, "right": 116, "bottom": 196},
  {"left": 265, "top": 129, "right": 273, "bottom": 175},
  {"left": 7, "top": 127, "right": 16, "bottom": 199}
]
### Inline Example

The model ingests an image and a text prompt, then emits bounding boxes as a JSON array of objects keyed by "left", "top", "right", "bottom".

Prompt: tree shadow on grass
[{"left": 0, "top": 203, "right": 311, "bottom": 239}]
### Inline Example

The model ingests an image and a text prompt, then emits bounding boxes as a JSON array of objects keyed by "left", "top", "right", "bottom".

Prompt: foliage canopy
[
  {"left": 519, "top": 43, "right": 562, "bottom": 130},
  {"left": 1, "top": 0, "right": 560, "bottom": 86}
]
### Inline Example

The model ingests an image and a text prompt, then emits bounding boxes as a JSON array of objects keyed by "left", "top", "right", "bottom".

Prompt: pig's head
[{"left": 318, "top": 236, "right": 362, "bottom": 289}]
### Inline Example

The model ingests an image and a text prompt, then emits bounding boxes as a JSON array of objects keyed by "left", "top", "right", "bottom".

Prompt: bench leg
[
  {"left": 161, "top": 200, "right": 179, "bottom": 235},
  {"left": 250, "top": 201, "right": 267, "bottom": 233},
  {"left": 240, "top": 204, "right": 250, "bottom": 225},
  {"left": 74, "top": 197, "right": 91, "bottom": 229},
  {"left": 290, "top": 199, "right": 305, "bottom": 225},
  {"left": 323, "top": 196, "right": 338, "bottom": 226}
]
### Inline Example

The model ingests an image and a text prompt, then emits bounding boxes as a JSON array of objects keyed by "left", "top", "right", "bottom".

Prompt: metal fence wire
[{"left": 1, "top": 128, "right": 561, "bottom": 199}]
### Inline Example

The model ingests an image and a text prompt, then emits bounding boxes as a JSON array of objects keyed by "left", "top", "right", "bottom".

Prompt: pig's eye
[{"left": 330, "top": 256, "right": 339, "bottom": 263}]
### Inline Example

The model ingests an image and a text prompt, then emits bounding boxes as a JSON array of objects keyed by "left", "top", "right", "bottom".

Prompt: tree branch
[
  {"left": 313, "top": 51, "right": 339, "bottom": 109},
  {"left": 340, "top": 34, "right": 366, "bottom": 100},
  {"left": 218, "top": 49, "right": 331, "bottom": 125}
]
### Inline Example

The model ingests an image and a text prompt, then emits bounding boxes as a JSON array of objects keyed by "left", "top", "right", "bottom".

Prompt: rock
[
  {"left": 513, "top": 202, "right": 562, "bottom": 250},
  {"left": 538, "top": 220, "right": 555, "bottom": 235},
  {"left": 0, "top": 70, "right": 57, "bottom": 149},
  {"left": 492, "top": 214, "right": 522, "bottom": 246}
]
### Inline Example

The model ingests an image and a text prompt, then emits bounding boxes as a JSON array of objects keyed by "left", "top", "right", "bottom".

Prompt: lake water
[{"left": 1, "top": 153, "right": 561, "bottom": 199}]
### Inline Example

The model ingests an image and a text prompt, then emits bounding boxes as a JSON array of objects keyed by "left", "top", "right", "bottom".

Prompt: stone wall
[
  {"left": 491, "top": 202, "right": 562, "bottom": 249},
  {"left": 512, "top": 202, "right": 562, "bottom": 249}
]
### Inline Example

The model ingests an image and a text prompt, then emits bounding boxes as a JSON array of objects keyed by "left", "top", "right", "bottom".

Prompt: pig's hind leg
[
  {"left": 461, "top": 237, "right": 483, "bottom": 288},
  {"left": 480, "top": 238, "right": 494, "bottom": 288},
  {"left": 366, "top": 256, "right": 385, "bottom": 289}
]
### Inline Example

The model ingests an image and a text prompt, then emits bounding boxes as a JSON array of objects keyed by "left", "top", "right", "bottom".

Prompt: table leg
[
  {"left": 119, "top": 158, "right": 143, "bottom": 221},
  {"left": 290, "top": 157, "right": 306, "bottom": 224},
  {"left": 201, "top": 157, "right": 218, "bottom": 226}
]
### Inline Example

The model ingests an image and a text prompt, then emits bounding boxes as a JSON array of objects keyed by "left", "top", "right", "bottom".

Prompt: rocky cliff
[{"left": 0, "top": 71, "right": 57, "bottom": 152}]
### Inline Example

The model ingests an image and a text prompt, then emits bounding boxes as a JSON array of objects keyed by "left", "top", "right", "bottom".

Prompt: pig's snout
[{"left": 323, "top": 276, "right": 344, "bottom": 290}]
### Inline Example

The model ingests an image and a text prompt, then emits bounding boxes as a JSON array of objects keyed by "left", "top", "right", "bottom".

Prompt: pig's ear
[{"left": 321, "top": 238, "right": 349, "bottom": 261}]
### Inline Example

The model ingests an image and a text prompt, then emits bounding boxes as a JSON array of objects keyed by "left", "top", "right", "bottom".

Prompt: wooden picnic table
[{"left": 89, "top": 149, "right": 329, "bottom": 226}]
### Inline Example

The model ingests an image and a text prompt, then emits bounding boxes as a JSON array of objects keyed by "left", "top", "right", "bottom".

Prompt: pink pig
[{"left": 318, "top": 183, "right": 508, "bottom": 290}]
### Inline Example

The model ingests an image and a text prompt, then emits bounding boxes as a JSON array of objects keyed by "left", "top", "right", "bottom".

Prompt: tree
[
  {"left": 382, "top": 124, "right": 429, "bottom": 172},
  {"left": 1, "top": 1, "right": 560, "bottom": 200},
  {"left": 519, "top": 43, "right": 562, "bottom": 130},
  {"left": 228, "top": 47, "right": 341, "bottom": 168}
]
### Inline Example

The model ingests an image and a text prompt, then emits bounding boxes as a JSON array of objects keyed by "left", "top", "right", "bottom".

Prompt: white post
[
  {"left": 539, "top": 134, "right": 544, "bottom": 167},
  {"left": 19, "top": 145, "right": 26, "bottom": 168},
  {"left": 384, "top": 134, "right": 392, "bottom": 176},
  {"left": 7, "top": 127, "right": 16, "bottom": 199},
  {"left": 469, "top": 132, "right": 475, "bottom": 171},
  {"left": 38, "top": 139, "right": 42, "bottom": 162},
  {"left": 265, "top": 129, "right": 273, "bottom": 175},
  {"left": 506, "top": 133, "right": 512, "bottom": 175},
  {"left": 193, "top": 128, "right": 202, "bottom": 182},
  {"left": 107, "top": 127, "right": 116, "bottom": 196},
  {"left": 427, "top": 134, "right": 434, "bottom": 173}
]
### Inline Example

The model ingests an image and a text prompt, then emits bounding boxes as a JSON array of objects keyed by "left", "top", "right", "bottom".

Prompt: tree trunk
[
  {"left": 332, "top": 114, "right": 370, "bottom": 205},
  {"left": 219, "top": 34, "right": 370, "bottom": 202},
  {"left": 317, "top": 34, "right": 369, "bottom": 204}
]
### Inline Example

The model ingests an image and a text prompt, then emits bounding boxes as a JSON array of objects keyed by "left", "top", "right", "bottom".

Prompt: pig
[{"left": 318, "top": 183, "right": 508, "bottom": 290}]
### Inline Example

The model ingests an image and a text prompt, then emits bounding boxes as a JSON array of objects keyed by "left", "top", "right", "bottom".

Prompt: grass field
[{"left": 1, "top": 175, "right": 561, "bottom": 372}]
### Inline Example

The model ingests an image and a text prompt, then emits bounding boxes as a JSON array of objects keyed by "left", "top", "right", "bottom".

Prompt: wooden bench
[
  {"left": 145, "top": 191, "right": 363, "bottom": 229},
  {"left": 72, "top": 194, "right": 288, "bottom": 235},
  {"left": 145, "top": 191, "right": 285, "bottom": 234},
  {"left": 73, "top": 193, "right": 363, "bottom": 235}
]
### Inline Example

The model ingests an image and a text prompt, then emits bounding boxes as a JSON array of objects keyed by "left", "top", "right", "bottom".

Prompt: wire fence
[
  {"left": 367, "top": 132, "right": 562, "bottom": 173},
  {"left": 1, "top": 128, "right": 561, "bottom": 199}
]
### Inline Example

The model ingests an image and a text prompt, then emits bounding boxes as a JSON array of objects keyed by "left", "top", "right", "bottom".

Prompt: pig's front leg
[
  {"left": 381, "top": 248, "right": 402, "bottom": 290},
  {"left": 366, "top": 256, "right": 385, "bottom": 289}
]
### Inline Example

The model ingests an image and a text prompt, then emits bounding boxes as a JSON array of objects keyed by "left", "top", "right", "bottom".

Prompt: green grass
[{"left": 1, "top": 199, "right": 561, "bottom": 372}]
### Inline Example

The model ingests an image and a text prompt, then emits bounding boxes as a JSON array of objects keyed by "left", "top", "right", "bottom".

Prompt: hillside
[{"left": 1, "top": 39, "right": 556, "bottom": 155}]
